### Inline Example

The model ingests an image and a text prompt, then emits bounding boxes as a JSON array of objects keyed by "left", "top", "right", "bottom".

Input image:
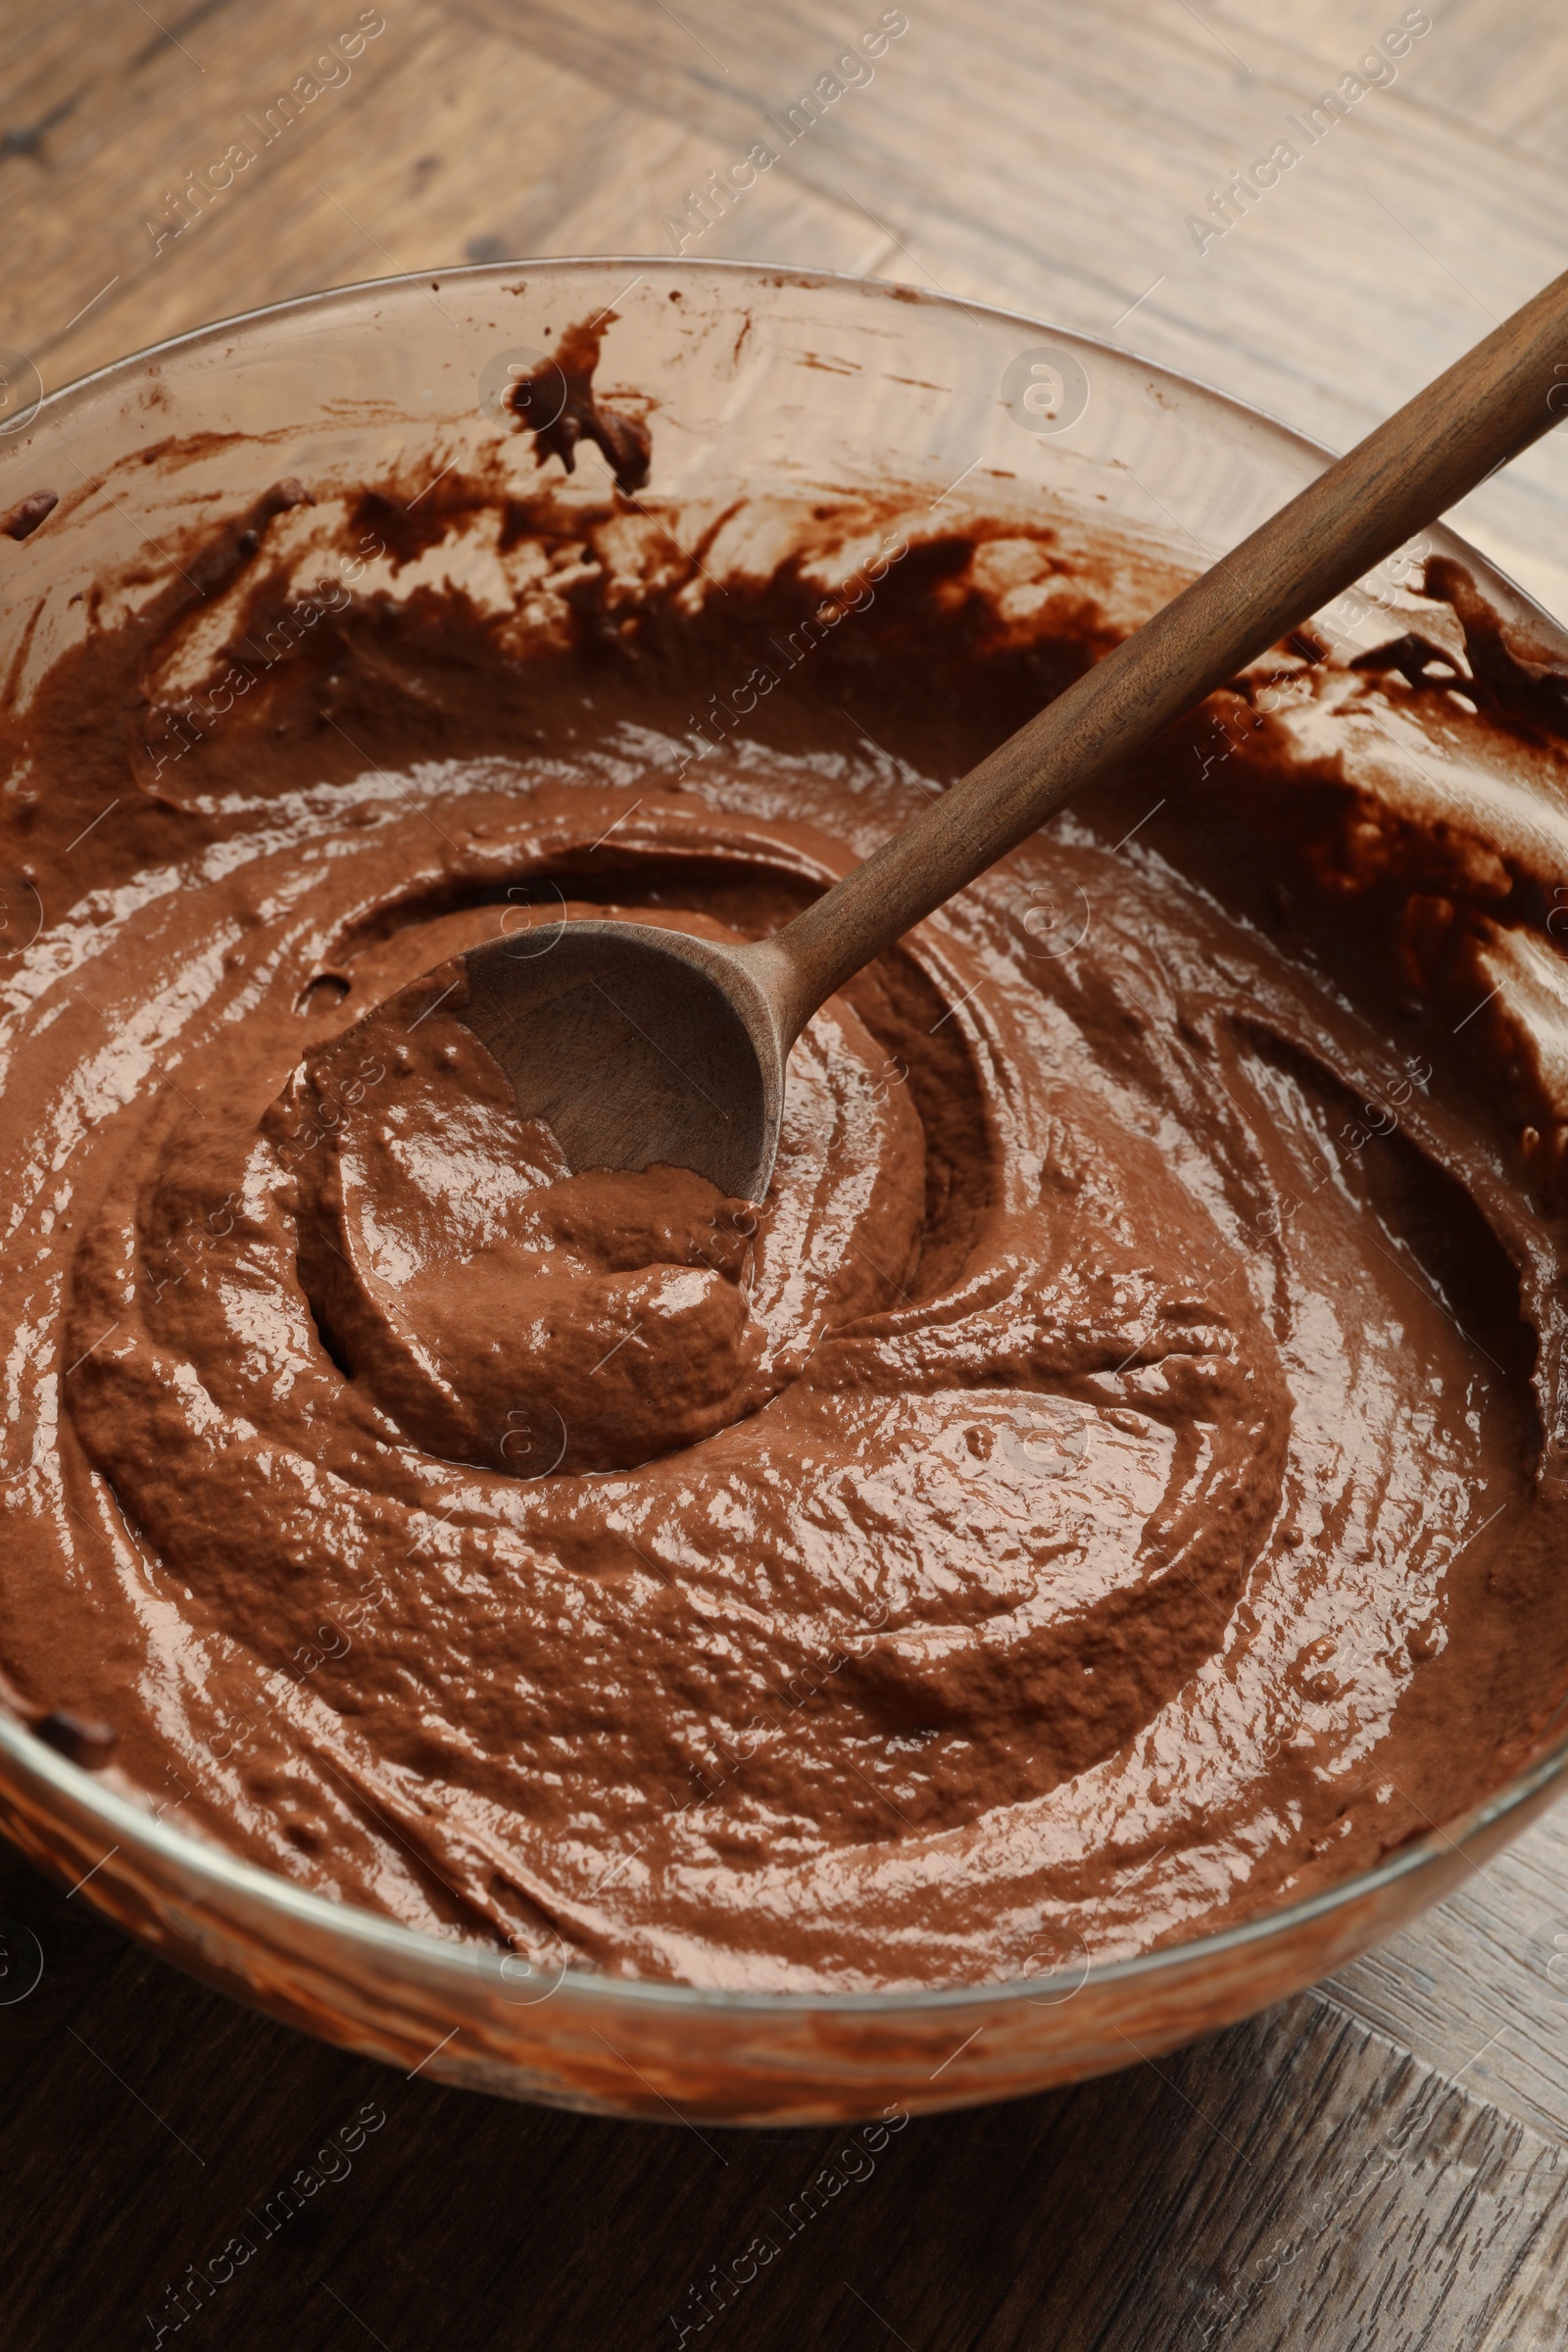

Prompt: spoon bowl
[{"left": 459, "top": 922, "right": 791, "bottom": 1200}]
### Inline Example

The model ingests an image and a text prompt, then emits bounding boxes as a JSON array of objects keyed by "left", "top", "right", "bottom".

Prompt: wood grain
[
  {"left": 8, "top": 0, "right": 1568, "bottom": 616},
  {"left": 1331, "top": 1802, "right": 1568, "bottom": 2147},
  {"left": 444, "top": 0, "right": 1568, "bottom": 616},
  {"left": 4, "top": 1838, "right": 1567, "bottom": 2352}
]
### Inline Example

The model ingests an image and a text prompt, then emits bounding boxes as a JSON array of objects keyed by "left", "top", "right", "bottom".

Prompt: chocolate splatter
[
  {"left": 508, "top": 316, "right": 652, "bottom": 496},
  {"left": 2, "top": 490, "right": 57, "bottom": 542},
  {"left": 34, "top": 1709, "right": 118, "bottom": 1767}
]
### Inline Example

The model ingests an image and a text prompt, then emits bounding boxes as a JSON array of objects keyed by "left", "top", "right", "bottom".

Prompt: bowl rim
[
  {"left": 8, "top": 1702, "right": 1565, "bottom": 2016},
  {"left": 7, "top": 252, "right": 1567, "bottom": 2020}
]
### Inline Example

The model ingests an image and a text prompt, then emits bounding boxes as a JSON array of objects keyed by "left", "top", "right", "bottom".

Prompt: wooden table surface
[{"left": 7, "top": 3, "right": 1568, "bottom": 2345}]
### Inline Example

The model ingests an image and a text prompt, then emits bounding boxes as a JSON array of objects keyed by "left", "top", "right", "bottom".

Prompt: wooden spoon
[{"left": 458, "top": 270, "right": 1568, "bottom": 1200}]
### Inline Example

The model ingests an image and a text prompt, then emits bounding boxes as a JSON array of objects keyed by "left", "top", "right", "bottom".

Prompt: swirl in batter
[{"left": 2, "top": 465, "right": 1566, "bottom": 1990}]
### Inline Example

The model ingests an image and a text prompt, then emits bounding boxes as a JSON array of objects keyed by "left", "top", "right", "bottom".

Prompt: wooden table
[{"left": 6, "top": 3, "right": 1568, "bottom": 2343}]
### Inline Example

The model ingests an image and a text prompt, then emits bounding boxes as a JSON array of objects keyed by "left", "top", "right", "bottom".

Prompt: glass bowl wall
[{"left": 1, "top": 258, "right": 1564, "bottom": 2126}]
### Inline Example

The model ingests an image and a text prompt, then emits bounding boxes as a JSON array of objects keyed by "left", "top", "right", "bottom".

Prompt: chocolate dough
[{"left": 2, "top": 449, "right": 1566, "bottom": 1991}]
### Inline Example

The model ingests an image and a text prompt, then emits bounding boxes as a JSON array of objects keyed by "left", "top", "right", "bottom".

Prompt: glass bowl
[{"left": 1, "top": 257, "right": 1565, "bottom": 2127}]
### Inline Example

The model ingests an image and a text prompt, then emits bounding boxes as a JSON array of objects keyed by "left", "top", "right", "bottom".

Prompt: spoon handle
[{"left": 760, "top": 267, "right": 1568, "bottom": 1044}]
